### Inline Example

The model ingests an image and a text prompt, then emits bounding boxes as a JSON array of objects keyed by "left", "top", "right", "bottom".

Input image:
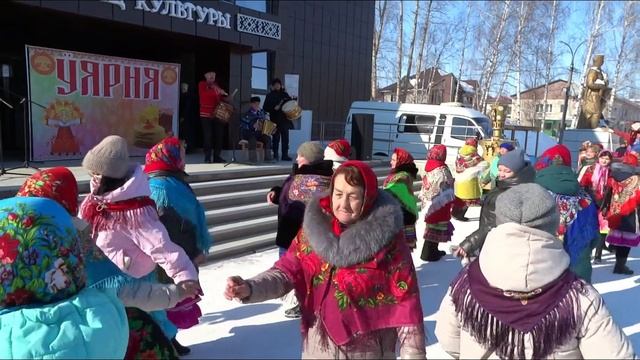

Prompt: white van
[{"left": 344, "top": 101, "right": 493, "bottom": 165}]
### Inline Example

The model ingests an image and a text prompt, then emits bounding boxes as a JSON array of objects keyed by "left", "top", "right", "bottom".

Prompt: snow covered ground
[{"left": 179, "top": 207, "right": 640, "bottom": 358}]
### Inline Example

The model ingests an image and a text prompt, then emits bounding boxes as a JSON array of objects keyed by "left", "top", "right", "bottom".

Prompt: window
[
  {"left": 545, "top": 104, "right": 552, "bottom": 112},
  {"left": 235, "top": 0, "right": 267, "bottom": 13},
  {"left": 399, "top": 114, "right": 436, "bottom": 134},
  {"left": 535, "top": 104, "right": 542, "bottom": 113},
  {"left": 251, "top": 52, "right": 269, "bottom": 91},
  {"left": 451, "top": 117, "right": 477, "bottom": 140},
  {"left": 560, "top": 105, "right": 565, "bottom": 113}
]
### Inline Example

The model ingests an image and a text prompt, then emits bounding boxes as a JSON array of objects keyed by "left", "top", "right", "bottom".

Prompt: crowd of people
[{"left": 1, "top": 124, "right": 640, "bottom": 358}]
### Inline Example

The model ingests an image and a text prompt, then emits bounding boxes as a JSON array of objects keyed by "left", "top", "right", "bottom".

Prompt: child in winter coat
[
  {"left": 17, "top": 166, "right": 189, "bottom": 359},
  {"left": 480, "top": 142, "right": 514, "bottom": 187},
  {"left": 535, "top": 145, "right": 600, "bottom": 283},
  {"left": 144, "top": 137, "right": 211, "bottom": 334},
  {"left": 383, "top": 148, "right": 419, "bottom": 250},
  {"left": 79, "top": 135, "right": 200, "bottom": 354},
  {"left": 0, "top": 196, "right": 129, "bottom": 359},
  {"left": 266, "top": 141, "right": 333, "bottom": 318},
  {"left": 579, "top": 150, "right": 615, "bottom": 262},
  {"left": 419, "top": 145, "right": 455, "bottom": 262},
  {"left": 324, "top": 139, "right": 351, "bottom": 170},
  {"left": 436, "top": 183, "right": 635, "bottom": 359}
]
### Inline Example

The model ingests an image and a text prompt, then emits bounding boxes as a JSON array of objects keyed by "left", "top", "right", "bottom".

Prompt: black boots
[
  {"left": 593, "top": 234, "right": 606, "bottom": 263},
  {"left": 171, "top": 337, "right": 191, "bottom": 356},
  {"left": 451, "top": 205, "right": 469, "bottom": 222},
  {"left": 421, "top": 241, "right": 446, "bottom": 262},
  {"left": 613, "top": 245, "right": 634, "bottom": 275}
]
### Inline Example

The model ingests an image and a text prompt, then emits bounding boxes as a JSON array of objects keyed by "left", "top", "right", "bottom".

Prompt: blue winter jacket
[{"left": 0, "top": 287, "right": 128, "bottom": 359}]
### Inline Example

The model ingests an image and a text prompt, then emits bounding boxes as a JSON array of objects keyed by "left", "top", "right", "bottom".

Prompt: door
[{"left": 395, "top": 113, "right": 437, "bottom": 159}]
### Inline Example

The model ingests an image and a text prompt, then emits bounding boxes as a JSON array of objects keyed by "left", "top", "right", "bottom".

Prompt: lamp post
[{"left": 558, "top": 40, "right": 586, "bottom": 144}]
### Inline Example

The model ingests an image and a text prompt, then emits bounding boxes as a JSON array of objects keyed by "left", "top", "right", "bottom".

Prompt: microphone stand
[{"left": 0, "top": 87, "right": 43, "bottom": 176}]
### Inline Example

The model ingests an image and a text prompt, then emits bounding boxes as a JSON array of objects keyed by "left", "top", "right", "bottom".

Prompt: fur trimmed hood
[{"left": 303, "top": 191, "right": 403, "bottom": 267}]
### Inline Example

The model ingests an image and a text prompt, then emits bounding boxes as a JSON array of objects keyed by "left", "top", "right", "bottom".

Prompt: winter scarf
[
  {"left": 536, "top": 165, "right": 580, "bottom": 196},
  {"left": 143, "top": 137, "right": 185, "bottom": 174},
  {"left": 587, "top": 162, "right": 611, "bottom": 200},
  {"left": 147, "top": 172, "right": 212, "bottom": 255},
  {"left": 0, "top": 197, "right": 85, "bottom": 309},
  {"left": 275, "top": 161, "right": 423, "bottom": 346},
  {"left": 17, "top": 167, "right": 79, "bottom": 216},
  {"left": 606, "top": 165, "right": 640, "bottom": 230},
  {"left": 450, "top": 260, "right": 584, "bottom": 359},
  {"left": 456, "top": 145, "right": 483, "bottom": 173},
  {"left": 383, "top": 169, "right": 418, "bottom": 217}
]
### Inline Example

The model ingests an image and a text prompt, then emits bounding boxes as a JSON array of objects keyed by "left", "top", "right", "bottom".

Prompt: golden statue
[{"left": 578, "top": 54, "right": 610, "bottom": 129}]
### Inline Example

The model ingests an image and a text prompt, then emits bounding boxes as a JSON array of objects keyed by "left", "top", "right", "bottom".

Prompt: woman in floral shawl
[
  {"left": 16, "top": 167, "right": 182, "bottom": 360},
  {"left": 535, "top": 144, "right": 600, "bottom": 282},
  {"left": 225, "top": 161, "right": 426, "bottom": 359},
  {"left": 418, "top": 145, "right": 455, "bottom": 262},
  {"left": 383, "top": 148, "right": 419, "bottom": 250},
  {"left": 453, "top": 140, "right": 488, "bottom": 220}
]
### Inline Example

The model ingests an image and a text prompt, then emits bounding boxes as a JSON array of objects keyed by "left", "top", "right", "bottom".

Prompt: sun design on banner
[
  {"left": 30, "top": 51, "right": 55, "bottom": 76},
  {"left": 43, "top": 100, "right": 83, "bottom": 156}
]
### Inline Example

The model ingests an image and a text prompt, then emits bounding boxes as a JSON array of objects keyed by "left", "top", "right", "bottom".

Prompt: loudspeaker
[{"left": 351, "top": 113, "right": 373, "bottom": 161}]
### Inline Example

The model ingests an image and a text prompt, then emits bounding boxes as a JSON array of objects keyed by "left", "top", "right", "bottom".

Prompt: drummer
[
  {"left": 264, "top": 78, "right": 293, "bottom": 161},
  {"left": 240, "top": 96, "right": 273, "bottom": 163},
  {"left": 198, "top": 71, "right": 228, "bottom": 163}
]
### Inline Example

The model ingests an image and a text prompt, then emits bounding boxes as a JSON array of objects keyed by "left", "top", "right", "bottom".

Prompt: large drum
[
  {"left": 214, "top": 102, "right": 234, "bottom": 123},
  {"left": 282, "top": 100, "right": 302, "bottom": 121}
]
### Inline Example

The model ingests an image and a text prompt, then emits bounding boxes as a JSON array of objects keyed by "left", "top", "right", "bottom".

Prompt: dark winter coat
[
  {"left": 459, "top": 164, "right": 535, "bottom": 255},
  {"left": 271, "top": 160, "right": 333, "bottom": 249},
  {"left": 263, "top": 89, "right": 292, "bottom": 128}
]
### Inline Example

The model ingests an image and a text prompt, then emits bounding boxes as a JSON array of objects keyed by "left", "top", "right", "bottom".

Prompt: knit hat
[
  {"left": 297, "top": 141, "right": 324, "bottom": 164},
  {"left": 499, "top": 143, "right": 514, "bottom": 151},
  {"left": 324, "top": 139, "right": 351, "bottom": 163},
  {"left": 498, "top": 148, "right": 527, "bottom": 173},
  {"left": 0, "top": 197, "right": 85, "bottom": 309},
  {"left": 459, "top": 144, "right": 477, "bottom": 157},
  {"left": 82, "top": 135, "right": 130, "bottom": 178},
  {"left": 495, "top": 183, "right": 559, "bottom": 235}
]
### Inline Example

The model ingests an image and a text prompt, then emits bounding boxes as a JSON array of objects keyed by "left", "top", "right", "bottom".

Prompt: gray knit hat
[
  {"left": 498, "top": 148, "right": 527, "bottom": 173},
  {"left": 82, "top": 135, "right": 130, "bottom": 178},
  {"left": 297, "top": 141, "right": 324, "bottom": 164},
  {"left": 495, "top": 183, "right": 559, "bottom": 234}
]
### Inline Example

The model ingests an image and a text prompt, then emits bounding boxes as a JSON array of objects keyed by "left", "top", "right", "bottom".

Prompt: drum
[
  {"left": 282, "top": 100, "right": 302, "bottom": 121},
  {"left": 214, "top": 102, "right": 234, "bottom": 123},
  {"left": 262, "top": 119, "right": 278, "bottom": 136}
]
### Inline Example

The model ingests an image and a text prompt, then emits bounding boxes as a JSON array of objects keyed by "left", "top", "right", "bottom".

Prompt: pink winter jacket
[{"left": 80, "top": 166, "right": 197, "bottom": 284}]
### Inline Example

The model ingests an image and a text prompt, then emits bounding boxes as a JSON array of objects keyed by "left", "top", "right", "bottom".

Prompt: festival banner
[{"left": 26, "top": 45, "right": 180, "bottom": 161}]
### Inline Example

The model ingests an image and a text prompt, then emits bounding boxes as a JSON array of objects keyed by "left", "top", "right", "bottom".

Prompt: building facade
[
  {"left": 377, "top": 68, "right": 478, "bottom": 107},
  {"left": 0, "top": 0, "right": 373, "bottom": 157}
]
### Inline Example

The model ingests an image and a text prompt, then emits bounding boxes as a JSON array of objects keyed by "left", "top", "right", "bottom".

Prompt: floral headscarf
[
  {"left": 0, "top": 197, "right": 84, "bottom": 309},
  {"left": 534, "top": 144, "right": 572, "bottom": 170},
  {"left": 17, "top": 167, "right": 79, "bottom": 216},
  {"left": 143, "top": 137, "right": 185, "bottom": 174},
  {"left": 465, "top": 137, "right": 478, "bottom": 148},
  {"left": 392, "top": 148, "right": 414, "bottom": 168},
  {"left": 425, "top": 145, "right": 447, "bottom": 172}
]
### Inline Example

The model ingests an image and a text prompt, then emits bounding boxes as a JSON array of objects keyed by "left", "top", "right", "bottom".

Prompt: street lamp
[{"left": 558, "top": 40, "right": 586, "bottom": 144}]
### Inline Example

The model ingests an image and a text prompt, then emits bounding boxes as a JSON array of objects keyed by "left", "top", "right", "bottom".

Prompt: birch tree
[
  {"left": 607, "top": 1, "right": 638, "bottom": 123},
  {"left": 414, "top": 0, "right": 433, "bottom": 103},
  {"left": 480, "top": 0, "right": 512, "bottom": 112},
  {"left": 541, "top": 0, "right": 559, "bottom": 125},
  {"left": 400, "top": 1, "right": 420, "bottom": 102},
  {"left": 395, "top": 1, "right": 404, "bottom": 103},
  {"left": 371, "top": 0, "right": 389, "bottom": 100},
  {"left": 454, "top": 1, "right": 472, "bottom": 103}
]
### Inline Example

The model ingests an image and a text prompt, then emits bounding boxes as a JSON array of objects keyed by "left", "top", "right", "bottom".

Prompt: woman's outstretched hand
[{"left": 224, "top": 276, "right": 251, "bottom": 301}]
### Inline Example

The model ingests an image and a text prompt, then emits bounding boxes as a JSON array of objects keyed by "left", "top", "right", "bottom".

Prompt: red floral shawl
[
  {"left": 274, "top": 161, "right": 423, "bottom": 346},
  {"left": 17, "top": 167, "right": 79, "bottom": 216}
]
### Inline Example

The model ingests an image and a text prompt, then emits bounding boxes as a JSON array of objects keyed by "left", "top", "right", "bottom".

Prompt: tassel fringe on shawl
[{"left": 450, "top": 266, "right": 585, "bottom": 359}]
